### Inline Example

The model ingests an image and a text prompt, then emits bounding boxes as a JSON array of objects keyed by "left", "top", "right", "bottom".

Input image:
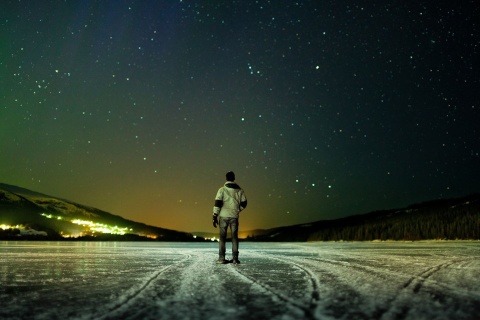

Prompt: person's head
[{"left": 226, "top": 171, "right": 235, "bottom": 182}]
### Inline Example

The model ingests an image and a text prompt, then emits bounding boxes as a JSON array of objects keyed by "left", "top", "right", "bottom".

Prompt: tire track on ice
[
  {"left": 375, "top": 258, "right": 471, "bottom": 320},
  {"left": 230, "top": 251, "right": 321, "bottom": 319},
  {"left": 289, "top": 252, "right": 478, "bottom": 319},
  {"left": 93, "top": 253, "right": 191, "bottom": 320},
  {"left": 278, "top": 254, "right": 411, "bottom": 319},
  {"left": 402, "top": 261, "right": 454, "bottom": 293}
]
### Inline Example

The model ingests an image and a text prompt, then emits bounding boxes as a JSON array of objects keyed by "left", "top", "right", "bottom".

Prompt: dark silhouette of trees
[{"left": 251, "top": 194, "right": 480, "bottom": 241}]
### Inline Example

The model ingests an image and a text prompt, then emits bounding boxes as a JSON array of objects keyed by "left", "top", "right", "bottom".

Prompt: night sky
[{"left": 1, "top": 1, "right": 479, "bottom": 233}]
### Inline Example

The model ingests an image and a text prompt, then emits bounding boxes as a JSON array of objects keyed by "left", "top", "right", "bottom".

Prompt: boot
[
  {"left": 216, "top": 255, "right": 227, "bottom": 264},
  {"left": 232, "top": 255, "right": 240, "bottom": 264}
]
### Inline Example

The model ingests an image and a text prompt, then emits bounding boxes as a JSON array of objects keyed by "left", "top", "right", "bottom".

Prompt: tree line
[{"left": 249, "top": 195, "right": 480, "bottom": 241}]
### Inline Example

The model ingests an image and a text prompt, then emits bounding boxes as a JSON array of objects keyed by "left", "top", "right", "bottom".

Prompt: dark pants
[{"left": 219, "top": 217, "right": 239, "bottom": 257}]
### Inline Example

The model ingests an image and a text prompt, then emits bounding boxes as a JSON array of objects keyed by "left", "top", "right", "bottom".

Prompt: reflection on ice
[{"left": 1, "top": 241, "right": 479, "bottom": 319}]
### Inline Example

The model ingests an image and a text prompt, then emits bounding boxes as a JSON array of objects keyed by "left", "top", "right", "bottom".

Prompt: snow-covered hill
[{"left": 0, "top": 183, "right": 195, "bottom": 241}]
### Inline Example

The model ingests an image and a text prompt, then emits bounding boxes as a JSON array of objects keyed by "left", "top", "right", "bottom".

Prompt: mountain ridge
[
  {"left": 0, "top": 183, "right": 197, "bottom": 241},
  {"left": 248, "top": 193, "right": 480, "bottom": 241},
  {"left": 1, "top": 183, "right": 479, "bottom": 241}
]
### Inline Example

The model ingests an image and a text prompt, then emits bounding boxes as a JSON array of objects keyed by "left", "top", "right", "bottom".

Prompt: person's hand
[{"left": 213, "top": 214, "right": 218, "bottom": 228}]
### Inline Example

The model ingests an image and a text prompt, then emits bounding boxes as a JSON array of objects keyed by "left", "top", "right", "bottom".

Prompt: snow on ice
[{"left": 1, "top": 241, "right": 479, "bottom": 319}]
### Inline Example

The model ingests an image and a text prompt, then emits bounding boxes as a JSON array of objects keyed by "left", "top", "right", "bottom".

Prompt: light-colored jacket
[{"left": 213, "top": 181, "right": 247, "bottom": 218}]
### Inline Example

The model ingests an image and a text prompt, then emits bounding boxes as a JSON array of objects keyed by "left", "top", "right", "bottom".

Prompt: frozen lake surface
[{"left": 1, "top": 241, "right": 479, "bottom": 320}]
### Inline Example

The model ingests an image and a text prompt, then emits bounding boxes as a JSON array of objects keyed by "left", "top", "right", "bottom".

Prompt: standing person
[{"left": 212, "top": 171, "right": 247, "bottom": 264}]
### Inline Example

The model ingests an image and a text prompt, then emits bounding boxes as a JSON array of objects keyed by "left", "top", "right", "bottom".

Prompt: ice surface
[{"left": 1, "top": 241, "right": 479, "bottom": 319}]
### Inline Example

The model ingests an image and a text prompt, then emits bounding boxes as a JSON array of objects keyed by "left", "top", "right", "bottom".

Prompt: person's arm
[
  {"left": 212, "top": 188, "right": 223, "bottom": 227},
  {"left": 239, "top": 190, "right": 247, "bottom": 210},
  {"left": 213, "top": 187, "right": 224, "bottom": 215}
]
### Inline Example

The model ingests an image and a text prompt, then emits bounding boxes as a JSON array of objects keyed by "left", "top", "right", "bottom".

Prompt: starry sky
[{"left": 1, "top": 1, "right": 479, "bottom": 233}]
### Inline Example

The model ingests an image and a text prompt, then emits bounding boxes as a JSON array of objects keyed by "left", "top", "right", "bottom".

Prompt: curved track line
[
  {"left": 374, "top": 258, "right": 471, "bottom": 320},
  {"left": 94, "top": 253, "right": 191, "bottom": 320},
  {"left": 402, "top": 261, "right": 454, "bottom": 293},
  {"left": 266, "top": 254, "right": 321, "bottom": 307},
  {"left": 400, "top": 258, "right": 473, "bottom": 294},
  {"left": 231, "top": 252, "right": 320, "bottom": 319}
]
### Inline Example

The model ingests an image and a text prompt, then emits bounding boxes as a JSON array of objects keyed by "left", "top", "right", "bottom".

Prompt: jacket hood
[{"left": 225, "top": 182, "right": 241, "bottom": 189}]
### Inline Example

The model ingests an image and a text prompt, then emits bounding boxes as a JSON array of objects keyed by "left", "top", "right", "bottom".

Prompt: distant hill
[
  {"left": 248, "top": 193, "right": 480, "bottom": 241},
  {"left": 0, "top": 183, "right": 198, "bottom": 241},
  {"left": 3, "top": 183, "right": 479, "bottom": 242}
]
